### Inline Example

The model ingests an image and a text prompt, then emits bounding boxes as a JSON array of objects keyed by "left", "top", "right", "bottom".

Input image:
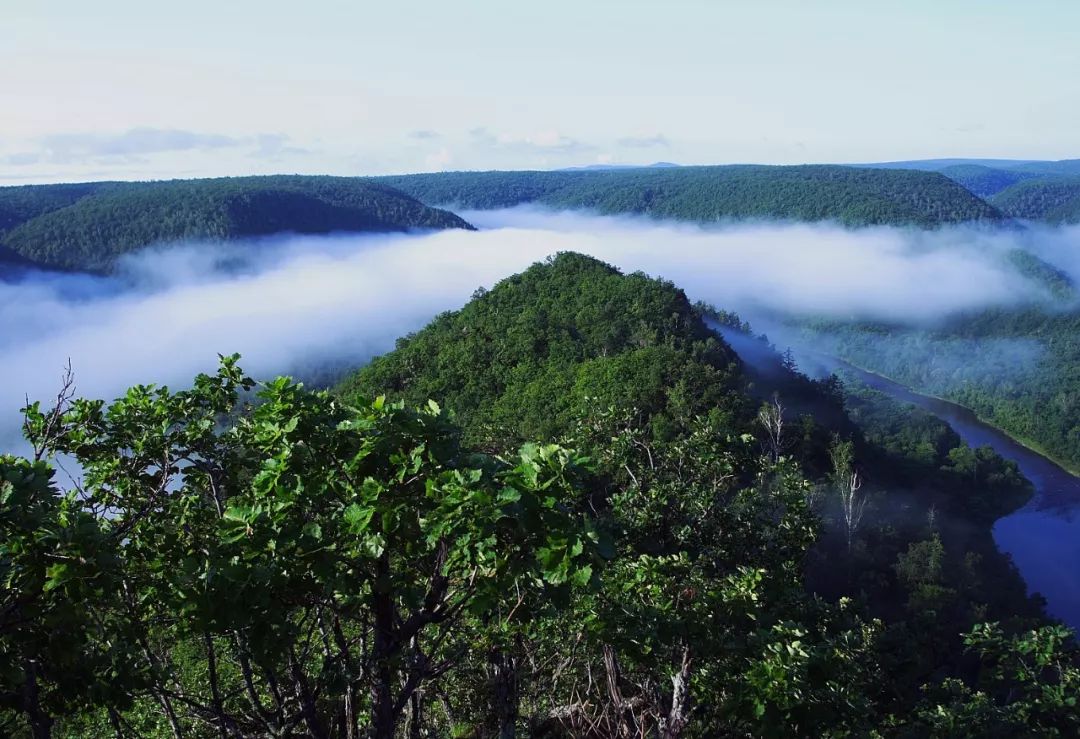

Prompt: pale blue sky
[{"left": 3, "top": 0, "right": 1079, "bottom": 182}]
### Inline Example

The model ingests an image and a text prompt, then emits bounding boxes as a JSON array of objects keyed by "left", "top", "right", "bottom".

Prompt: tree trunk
[
  {"left": 331, "top": 616, "right": 358, "bottom": 739},
  {"left": 288, "top": 649, "right": 328, "bottom": 739},
  {"left": 490, "top": 648, "right": 519, "bottom": 739},
  {"left": 22, "top": 661, "right": 53, "bottom": 739},
  {"left": 235, "top": 632, "right": 276, "bottom": 736},
  {"left": 408, "top": 690, "right": 423, "bottom": 739},
  {"left": 370, "top": 549, "right": 397, "bottom": 739},
  {"left": 203, "top": 633, "right": 231, "bottom": 739},
  {"left": 602, "top": 644, "right": 632, "bottom": 738},
  {"left": 661, "top": 646, "right": 692, "bottom": 739}
]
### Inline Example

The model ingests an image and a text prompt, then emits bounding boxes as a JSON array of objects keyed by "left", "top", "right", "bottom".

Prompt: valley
[
  {"left": 8, "top": 3, "right": 1080, "bottom": 735},
  {"left": 3, "top": 173, "right": 1080, "bottom": 737},
  {"left": 802, "top": 354, "right": 1080, "bottom": 629}
]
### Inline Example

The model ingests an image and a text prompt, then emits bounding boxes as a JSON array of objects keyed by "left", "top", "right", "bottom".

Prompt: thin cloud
[
  {"left": 468, "top": 127, "right": 498, "bottom": 146},
  {"left": 425, "top": 148, "right": 453, "bottom": 170},
  {"left": 251, "top": 133, "right": 313, "bottom": 160},
  {"left": 38, "top": 128, "right": 243, "bottom": 162},
  {"left": 617, "top": 134, "right": 670, "bottom": 149},
  {"left": 408, "top": 130, "right": 441, "bottom": 141},
  {"left": 2, "top": 152, "right": 43, "bottom": 166},
  {"left": 5, "top": 128, "right": 313, "bottom": 167},
  {"left": 469, "top": 127, "right": 594, "bottom": 155}
]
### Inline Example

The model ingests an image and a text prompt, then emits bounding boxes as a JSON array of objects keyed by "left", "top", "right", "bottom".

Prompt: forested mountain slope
[
  {"left": 937, "top": 164, "right": 1042, "bottom": 198},
  {"left": 0, "top": 176, "right": 472, "bottom": 272},
  {"left": 0, "top": 182, "right": 106, "bottom": 232},
  {"left": 990, "top": 176, "right": 1080, "bottom": 223},
  {"left": 378, "top": 165, "right": 1003, "bottom": 227},
  {"left": 858, "top": 158, "right": 1080, "bottom": 213},
  {"left": 336, "top": 253, "right": 1059, "bottom": 732},
  {"left": 795, "top": 306, "right": 1080, "bottom": 473},
  {"left": 339, "top": 252, "right": 749, "bottom": 441},
  {"left": 4, "top": 253, "right": 1074, "bottom": 737}
]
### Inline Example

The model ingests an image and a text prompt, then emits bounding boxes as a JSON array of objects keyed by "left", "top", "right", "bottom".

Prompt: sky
[{"left": 3, "top": 0, "right": 1079, "bottom": 183}]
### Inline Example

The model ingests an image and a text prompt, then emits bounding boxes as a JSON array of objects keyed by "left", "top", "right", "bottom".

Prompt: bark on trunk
[
  {"left": 370, "top": 549, "right": 397, "bottom": 739},
  {"left": 661, "top": 646, "right": 693, "bottom": 739},
  {"left": 407, "top": 690, "right": 423, "bottom": 739},
  {"left": 203, "top": 633, "right": 231, "bottom": 739},
  {"left": 22, "top": 661, "right": 53, "bottom": 739},
  {"left": 490, "top": 649, "right": 519, "bottom": 739},
  {"left": 288, "top": 649, "right": 328, "bottom": 739},
  {"left": 602, "top": 644, "right": 632, "bottom": 738}
]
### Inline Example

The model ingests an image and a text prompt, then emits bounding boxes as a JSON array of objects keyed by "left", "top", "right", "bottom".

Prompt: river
[{"left": 808, "top": 356, "right": 1080, "bottom": 630}]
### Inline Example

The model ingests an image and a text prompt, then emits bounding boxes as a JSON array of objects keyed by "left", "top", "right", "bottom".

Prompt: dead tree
[
  {"left": 829, "top": 438, "right": 867, "bottom": 553},
  {"left": 840, "top": 470, "right": 866, "bottom": 553},
  {"left": 757, "top": 395, "right": 786, "bottom": 462}
]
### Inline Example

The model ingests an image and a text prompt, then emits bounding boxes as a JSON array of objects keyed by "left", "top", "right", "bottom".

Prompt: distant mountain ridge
[
  {"left": 857, "top": 158, "right": 1080, "bottom": 205},
  {"left": 0, "top": 175, "right": 473, "bottom": 273},
  {"left": 12, "top": 159, "right": 1080, "bottom": 276},
  {"left": 990, "top": 176, "right": 1080, "bottom": 223},
  {"left": 377, "top": 164, "right": 1002, "bottom": 227}
]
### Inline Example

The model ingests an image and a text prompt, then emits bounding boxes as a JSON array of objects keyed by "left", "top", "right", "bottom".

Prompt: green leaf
[{"left": 344, "top": 503, "right": 375, "bottom": 533}]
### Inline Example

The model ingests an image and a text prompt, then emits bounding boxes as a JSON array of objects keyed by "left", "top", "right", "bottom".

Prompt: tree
[
  {"left": 902, "top": 623, "right": 1080, "bottom": 736},
  {"left": 12, "top": 357, "right": 600, "bottom": 737},
  {"left": 758, "top": 395, "right": 787, "bottom": 462},
  {"left": 829, "top": 437, "right": 867, "bottom": 553},
  {"left": 532, "top": 408, "right": 880, "bottom": 738},
  {"left": 0, "top": 456, "right": 140, "bottom": 739}
]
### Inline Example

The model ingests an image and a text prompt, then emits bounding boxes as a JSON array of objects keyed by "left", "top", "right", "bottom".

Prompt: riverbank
[
  {"left": 820, "top": 354, "right": 1080, "bottom": 630},
  {"left": 826, "top": 355, "right": 1080, "bottom": 479}
]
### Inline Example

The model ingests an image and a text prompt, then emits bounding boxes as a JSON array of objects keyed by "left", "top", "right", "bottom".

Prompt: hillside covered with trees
[
  {"left": 0, "top": 176, "right": 472, "bottom": 272},
  {"left": 796, "top": 306, "right": 1080, "bottom": 474},
  {"left": 937, "top": 165, "right": 1043, "bottom": 198},
  {"left": 861, "top": 158, "right": 1080, "bottom": 217},
  {"left": 3, "top": 253, "right": 1076, "bottom": 737},
  {"left": 990, "top": 177, "right": 1080, "bottom": 223},
  {"left": 378, "top": 165, "right": 1004, "bottom": 227}
]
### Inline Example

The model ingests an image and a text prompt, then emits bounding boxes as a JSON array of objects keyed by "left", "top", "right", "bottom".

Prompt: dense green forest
[
  {"left": 0, "top": 183, "right": 105, "bottom": 233},
  {"left": 989, "top": 177, "right": 1080, "bottom": 223},
  {"left": 377, "top": 165, "right": 1003, "bottom": 227},
  {"left": 936, "top": 165, "right": 1042, "bottom": 198},
  {"left": 7, "top": 161, "right": 1080, "bottom": 279},
  {"left": 861, "top": 158, "right": 1080, "bottom": 217},
  {"left": 0, "top": 176, "right": 472, "bottom": 272},
  {"left": 793, "top": 306, "right": 1080, "bottom": 473},
  {"left": 4, "top": 253, "right": 1076, "bottom": 737}
]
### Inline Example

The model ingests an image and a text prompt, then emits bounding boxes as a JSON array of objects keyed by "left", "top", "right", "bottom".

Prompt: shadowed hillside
[{"left": 0, "top": 176, "right": 473, "bottom": 272}]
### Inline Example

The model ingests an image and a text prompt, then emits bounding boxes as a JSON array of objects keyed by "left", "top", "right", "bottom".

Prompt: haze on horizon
[{"left": 3, "top": 0, "right": 1079, "bottom": 185}]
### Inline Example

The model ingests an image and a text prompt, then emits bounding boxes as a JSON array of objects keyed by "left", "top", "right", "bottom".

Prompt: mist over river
[
  {"left": 1, "top": 211, "right": 1078, "bottom": 631},
  {"left": 799, "top": 355, "right": 1080, "bottom": 630}
]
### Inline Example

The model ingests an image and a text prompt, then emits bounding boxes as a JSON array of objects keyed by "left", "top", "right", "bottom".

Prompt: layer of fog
[
  {"left": 465, "top": 209, "right": 1078, "bottom": 318},
  {"left": 3, "top": 207, "right": 1078, "bottom": 452}
]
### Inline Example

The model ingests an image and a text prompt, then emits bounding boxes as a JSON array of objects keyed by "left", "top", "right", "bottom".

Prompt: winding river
[{"left": 817, "top": 358, "right": 1080, "bottom": 630}]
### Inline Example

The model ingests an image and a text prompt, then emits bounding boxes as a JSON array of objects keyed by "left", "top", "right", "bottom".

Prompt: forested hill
[
  {"left": 330, "top": 252, "right": 1065, "bottom": 736},
  {"left": 6, "top": 253, "right": 1073, "bottom": 737},
  {"left": 990, "top": 176, "right": 1080, "bottom": 223},
  {"left": 861, "top": 158, "right": 1080, "bottom": 212},
  {"left": 339, "top": 251, "right": 750, "bottom": 441},
  {"left": 376, "top": 164, "right": 1004, "bottom": 227},
  {"left": 0, "top": 176, "right": 472, "bottom": 272},
  {"left": 0, "top": 182, "right": 104, "bottom": 233},
  {"left": 937, "top": 164, "right": 1043, "bottom": 198}
]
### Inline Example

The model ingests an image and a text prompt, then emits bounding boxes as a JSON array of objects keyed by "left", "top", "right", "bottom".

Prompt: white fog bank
[{"left": 2, "top": 208, "right": 1077, "bottom": 450}]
